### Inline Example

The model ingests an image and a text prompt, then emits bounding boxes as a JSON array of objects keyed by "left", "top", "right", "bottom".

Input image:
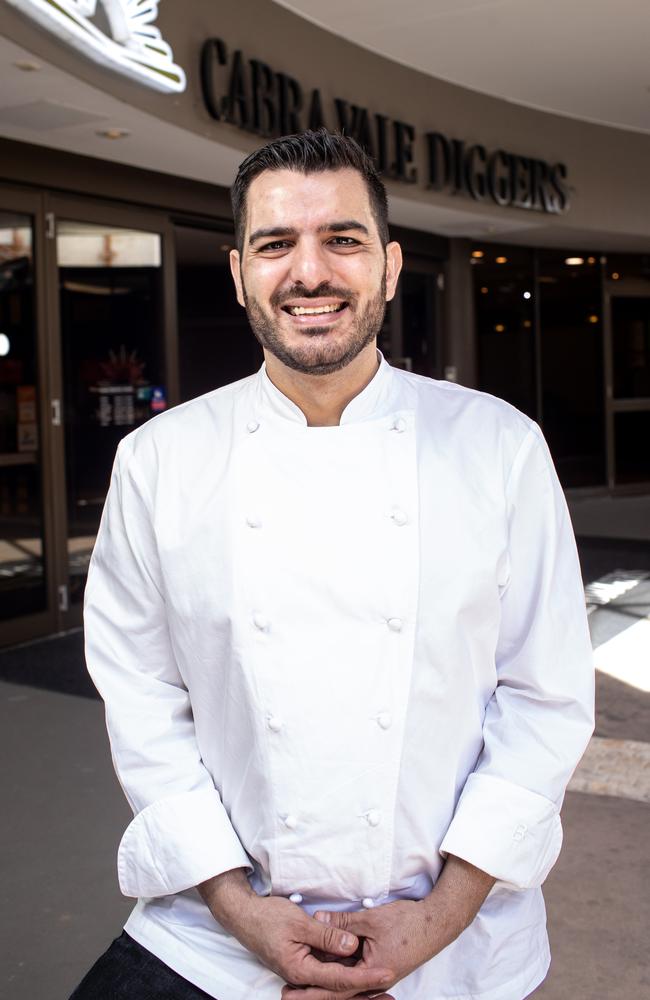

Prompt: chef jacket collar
[{"left": 257, "top": 350, "right": 394, "bottom": 427}]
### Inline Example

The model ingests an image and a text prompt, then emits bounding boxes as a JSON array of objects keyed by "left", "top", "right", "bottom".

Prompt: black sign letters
[{"left": 200, "top": 38, "right": 570, "bottom": 215}]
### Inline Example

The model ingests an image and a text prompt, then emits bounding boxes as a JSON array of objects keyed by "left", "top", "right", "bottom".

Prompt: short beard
[{"left": 242, "top": 275, "right": 387, "bottom": 376}]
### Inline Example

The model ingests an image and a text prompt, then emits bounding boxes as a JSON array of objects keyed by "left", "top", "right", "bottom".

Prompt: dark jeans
[{"left": 69, "top": 931, "right": 217, "bottom": 999}]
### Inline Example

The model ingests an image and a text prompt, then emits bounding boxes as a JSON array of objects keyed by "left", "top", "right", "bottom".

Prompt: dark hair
[{"left": 231, "top": 129, "right": 389, "bottom": 252}]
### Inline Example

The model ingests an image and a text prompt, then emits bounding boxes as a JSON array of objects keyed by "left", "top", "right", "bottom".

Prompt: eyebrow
[{"left": 248, "top": 219, "right": 370, "bottom": 245}]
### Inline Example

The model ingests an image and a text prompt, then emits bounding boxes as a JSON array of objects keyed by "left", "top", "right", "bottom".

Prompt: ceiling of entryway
[{"left": 274, "top": 0, "right": 650, "bottom": 134}]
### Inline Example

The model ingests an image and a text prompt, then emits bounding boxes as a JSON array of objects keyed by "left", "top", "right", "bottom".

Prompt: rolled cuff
[
  {"left": 439, "top": 773, "right": 563, "bottom": 890},
  {"left": 117, "top": 787, "right": 252, "bottom": 898}
]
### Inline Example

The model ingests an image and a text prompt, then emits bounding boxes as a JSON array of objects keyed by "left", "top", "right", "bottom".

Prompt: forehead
[{"left": 245, "top": 167, "right": 375, "bottom": 235}]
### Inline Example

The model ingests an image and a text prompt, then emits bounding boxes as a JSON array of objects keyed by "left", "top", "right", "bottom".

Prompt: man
[{"left": 73, "top": 130, "right": 594, "bottom": 1000}]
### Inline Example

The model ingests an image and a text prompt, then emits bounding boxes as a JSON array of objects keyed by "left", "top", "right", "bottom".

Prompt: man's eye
[
  {"left": 330, "top": 237, "right": 359, "bottom": 246},
  {"left": 259, "top": 241, "right": 291, "bottom": 252}
]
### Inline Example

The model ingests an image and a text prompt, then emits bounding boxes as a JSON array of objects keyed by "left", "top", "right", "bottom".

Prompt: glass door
[
  {"left": 0, "top": 189, "right": 59, "bottom": 644},
  {"left": 379, "top": 255, "right": 442, "bottom": 377},
  {"left": 604, "top": 282, "right": 650, "bottom": 488},
  {"left": 47, "top": 197, "right": 176, "bottom": 624}
]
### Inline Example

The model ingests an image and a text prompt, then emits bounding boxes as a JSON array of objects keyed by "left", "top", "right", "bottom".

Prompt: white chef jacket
[{"left": 84, "top": 352, "right": 594, "bottom": 1000}]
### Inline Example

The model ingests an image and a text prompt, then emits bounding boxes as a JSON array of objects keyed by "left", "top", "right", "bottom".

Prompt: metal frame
[
  {"left": 0, "top": 185, "right": 60, "bottom": 648},
  {"left": 43, "top": 191, "right": 178, "bottom": 632},
  {"left": 602, "top": 275, "right": 650, "bottom": 491}
]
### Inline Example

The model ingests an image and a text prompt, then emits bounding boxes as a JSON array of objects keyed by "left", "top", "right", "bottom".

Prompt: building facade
[{"left": 0, "top": 0, "right": 649, "bottom": 646}]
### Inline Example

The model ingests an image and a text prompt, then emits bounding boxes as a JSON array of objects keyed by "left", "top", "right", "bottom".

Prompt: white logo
[{"left": 6, "top": 0, "right": 186, "bottom": 93}]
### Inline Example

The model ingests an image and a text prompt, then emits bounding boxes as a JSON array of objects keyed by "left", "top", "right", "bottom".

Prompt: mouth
[{"left": 281, "top": 300, "right": 349, "bottom": 320}]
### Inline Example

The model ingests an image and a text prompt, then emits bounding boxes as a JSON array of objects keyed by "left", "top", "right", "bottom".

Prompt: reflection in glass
[
  {"left": 58, "top": 221, "right": 164, "bottom": 604},
  {"left": 401, "top": 271, "right": 437, "bottom": 378},
  {"left": 474, "top": 245, "right": 536, "bottom": 418},
  {"left": 175, "top": 226, "right": 261, "bottom": 401},
  {"left": 0, "top": 215, "right": 47, "bottom": 620},
  {"left": 614, "top": 411, "right": 650, "bottom": 483},
  {"left": 612, "top": 297, "right": 650, "bottom": 399},
  {"left": 538, "top": 251, "right": 605, "bottom": 487}
]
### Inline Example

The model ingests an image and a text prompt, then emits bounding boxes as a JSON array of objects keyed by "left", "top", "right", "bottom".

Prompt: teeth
[{"left": 288, "top": 304, "right": 343, "bottom": 315}]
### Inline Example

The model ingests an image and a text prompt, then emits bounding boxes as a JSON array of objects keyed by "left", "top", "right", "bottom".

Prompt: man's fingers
[
  {"left": 302, "top": 915, "right": 359, "bottom": 957},
  {"left": 314, "top": 909, "right": 369, "bottom": 936},
  {"left": 282, "top": 989, "right": 394, "bottom": 1000},
  {"left": 296, "top": 953, "right": 394, "bottom": 994}
]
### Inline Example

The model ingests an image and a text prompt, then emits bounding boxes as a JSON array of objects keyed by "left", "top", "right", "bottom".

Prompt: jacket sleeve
[
  {"left": 84, "top": 435, "right": 251, "bottom": 899},
  {"left": 439, "top": 423, "right": 595, "bottom": 889}
]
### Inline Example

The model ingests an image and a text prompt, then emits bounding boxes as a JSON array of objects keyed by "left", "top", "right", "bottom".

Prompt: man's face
[{"left": 230, "top": 167, "right": 402, "bottom": 376}]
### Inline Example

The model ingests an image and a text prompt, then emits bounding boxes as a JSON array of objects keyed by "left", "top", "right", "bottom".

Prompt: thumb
[{"left": 303, "top": 913, "right": 359, "bottom": 956}]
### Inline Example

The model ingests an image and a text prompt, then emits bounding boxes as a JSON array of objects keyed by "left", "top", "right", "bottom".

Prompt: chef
[{"left": 73, "top": 130, "right": 594, "bottom": 1000}]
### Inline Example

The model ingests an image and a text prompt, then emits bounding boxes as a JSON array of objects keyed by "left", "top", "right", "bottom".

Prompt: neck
[{"left": 264, "top": 343, "right": 380, "bottom": 426}]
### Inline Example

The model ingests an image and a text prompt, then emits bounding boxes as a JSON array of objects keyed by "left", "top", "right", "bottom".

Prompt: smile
[{"left": 282, "top": 302, "right": 348, "bottom": 316}]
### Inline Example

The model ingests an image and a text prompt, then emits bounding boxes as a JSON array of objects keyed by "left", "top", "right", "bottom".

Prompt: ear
[
  {"left": 229, "top": 249, "right": 246, "bottom": 308},
  {"left": 384, "top": 242, "right": 403, "bottom": 302}
]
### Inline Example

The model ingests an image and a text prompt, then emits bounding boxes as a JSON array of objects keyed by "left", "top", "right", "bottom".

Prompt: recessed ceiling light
[
  {"left": 96, "top": 128, "right": 130, "bottom": 140},
  {"left": 0, "top": 333, "right": 10, "bottom": 357},
  {"left": 565, "top": 257, "right": 584, "bottom": 266},
  {"left": 523, "top": 291, "right": 532, "bottom": 300},
  {"left": 471, "top": 250, "right": 484, "bottom": 259},
  {"left": 494, "top": 323, "right": 505, "bottom": 332},
  {"left": 14, "top": 60, "right": 42, "bottom": 72},
  {"left": 495, "top": 256, "right": 507, "bottom": 264}
]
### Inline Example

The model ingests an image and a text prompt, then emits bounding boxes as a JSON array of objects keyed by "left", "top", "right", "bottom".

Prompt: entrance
[
  {"left": 0, "top": 189, "right": 177, "bottom": 647},
  {"left": 0, "top": 189, "right": 56, "bottom": 642},
  {"left": 604, "top": 279, "right": 650, "bottom": 488}
]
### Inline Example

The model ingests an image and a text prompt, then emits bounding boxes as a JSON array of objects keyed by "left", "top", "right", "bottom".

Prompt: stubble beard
[{"left": 242, "top": 274, "right": 387, "bottom": 376}]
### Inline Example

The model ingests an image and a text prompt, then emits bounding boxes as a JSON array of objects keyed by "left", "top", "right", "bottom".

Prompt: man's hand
[
  {"left": 198, "top": 869, "right": 395, "bottom": 995},
  {"left": 279, "top": 855, "right": 496, "bottom": 999}
]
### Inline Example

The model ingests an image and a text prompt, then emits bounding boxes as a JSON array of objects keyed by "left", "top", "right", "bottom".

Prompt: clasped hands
[{"left": 199, "top": 867, "right": 474, "bottom": 1000}]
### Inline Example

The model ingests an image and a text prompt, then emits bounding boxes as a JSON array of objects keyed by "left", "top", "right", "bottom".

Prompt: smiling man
[{"left": 74, "top": 131, "right": 594, "bottom": 1000}]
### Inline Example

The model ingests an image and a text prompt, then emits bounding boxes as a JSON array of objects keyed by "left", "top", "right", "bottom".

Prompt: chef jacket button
[
  {"left": 289, "top": 893, "right": 303, "bottom": 904},
  {"left": 253, "top": 612, "right": 270, "bottom": 631},
  {"left": 390, "top": 507, "right": 408, "bottom": 526},
  {"left": 283, "top": 814, "right": 298, "bottom": 830},
  {"left": 392, "top": 417, "right": 406, "bottom": 433},
  {"left": 366, "top": 809, "right": 382, "bottom": 827},
  {"left": 246, "top": 419, "right": 260, "bottom": 433},
  {"left": 377, "top": 712, "right": 392, "bottom": 730},
  {"left": 387, "top": 617, "right": 403, "bottom": 632},
  {"left": 267, "top": 715, "right": 283, "bottom": 732},
  {"left": 362, "top": 897, "right": 375, "bottom": 909},
  {"left": 246, "top": 515, "right": 262, "bottom": 528}
]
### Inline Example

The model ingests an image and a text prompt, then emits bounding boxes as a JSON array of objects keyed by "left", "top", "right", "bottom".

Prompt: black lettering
[
  {"left": 509, "top": 154, "right": 533, "bottom": 209},
  {"left": 334, "top": 98, "right": 358, "bottom": 134},
  {"left": 307, "top": 89, "right": 326, "bottom": 130},
  {"left": 549, "top": 162, "right": 570, "bottom": 213},
  {"left": 249, "top": 59, "right": 276, "bottom": 136},
  {"left": 374, "top": 114, "right": 389, "bottom": 173},
  {"left": 464, "top": 144, "right": 487, "bottom": 200},
  {"left": 225, "top": 50, "right": 249, "bottom": 129},
  {"left": 451, "top": 139, "right": 466, "bottom": 193},
  {"left": 392, "top": 120, "right": 417, "bottom": 183},
  {"left": 530, "top": 159, "right": 546, "bottom": 211},
  {"left": 487, "top": 150, "right": 511, "bottom": 206},
  {"left": 426, "top": 132, "right": 451, "bottom": 190},
  {"left": 276, "top": 73, "right": 303, "bottom": 134},
  {"left": 200, "top": 38, "right": 228, "bottom": 121},
  {"left": 352, "top": 107, "right": 375, "bottom": 158}
]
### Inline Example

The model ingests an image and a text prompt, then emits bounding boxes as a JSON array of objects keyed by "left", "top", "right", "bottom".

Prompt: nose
[{"left": 288, "top": 237, "right": 334, "bottom": 291}]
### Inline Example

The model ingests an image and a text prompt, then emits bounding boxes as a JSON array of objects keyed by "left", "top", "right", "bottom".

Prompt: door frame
[
  {"left": 603, "top": 276, "right": 650, "bottom": 490},
  {"left": 43, "top": 192, "right": 178, "bottom": 632},
  {"left": 0, "top": 185, "right": 60, "bottom": 647}
]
